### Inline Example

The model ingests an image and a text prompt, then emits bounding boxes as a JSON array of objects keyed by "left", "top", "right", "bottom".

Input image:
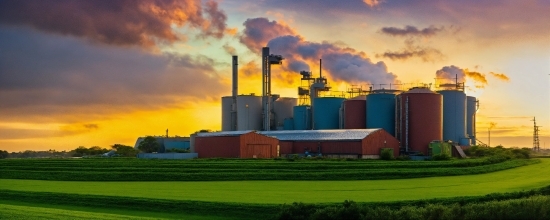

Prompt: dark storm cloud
[
  {"left": 380, "top": 25, "right": 444, "bottom": 37},
  {"left": 0, "top": 0, "right": 228, "bottom": 48},
  {"left": 239, "top": 18, "right": 397, "bottom": 84},
  {"left": 0, "top": 27, "right": 228, "bottom": 122}
]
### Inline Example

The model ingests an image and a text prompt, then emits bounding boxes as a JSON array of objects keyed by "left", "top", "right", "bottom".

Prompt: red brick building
[
  {"left": 260, "top": 129, "right": 399, "bottom": 159},
  {"left": 195, "top": 131, "right": 279, "bottom": 158}
]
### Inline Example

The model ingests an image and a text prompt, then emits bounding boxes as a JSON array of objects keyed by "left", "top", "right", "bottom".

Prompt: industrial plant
[{"left": 188, "top": 47, "right": 481, "bottom": 159}]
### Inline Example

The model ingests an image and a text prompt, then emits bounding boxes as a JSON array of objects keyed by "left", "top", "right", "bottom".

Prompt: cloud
[
  {"left": 238, "top": 18, "right": 397, "bottom": 85},
  {"left": 490, "top": 72, "right": 510, "bottom": 81},
  {"left": 377, "top": 40, "right": 444, "bottom": 62},
  {"left": 223, "top": 43, "right": 237, "bottom": 55},
  {"left": 0, "top": 27, "right": 228, "bottom": 123},
  {"left": 0, "top": 0, "right": 228, "bottom": 48},
  {"left": 239, "top": 18, "right": 296, "bottom": 53},
  {"left": 436, "top": 65, "right": 487, "bottom": 87},
  {"left": 363, "top": 0, "right": 383, "bottom": 7},
  {"left": 381, "top": 25, "right": 444, "bottom": 37},
  {"left": 435, "top": 65, "right": 510, "bottom": 88},
  {"left": 0, "top": 123, "right": 100, "bottom": 140}
]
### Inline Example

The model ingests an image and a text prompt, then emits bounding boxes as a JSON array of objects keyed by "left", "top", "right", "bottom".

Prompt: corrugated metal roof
[
  {"left": 259, "top": 129, "right": 381, "bottom": 141},
  {"left": 196, "top": 130, "right": 255, "bottom": 137}
]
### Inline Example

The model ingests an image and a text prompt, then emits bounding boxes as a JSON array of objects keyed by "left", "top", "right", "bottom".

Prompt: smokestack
[
  {"left": 231, "top": 56, "right": 238, "bottom": 131},
  {"left": 232, "top": 56, "right": 238, "bottom": 97},
  {"left": 319, "top": 59, "right": 322, "bottom": 78}
]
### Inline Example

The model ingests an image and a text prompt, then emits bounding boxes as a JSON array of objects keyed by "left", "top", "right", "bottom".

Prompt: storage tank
[
  {"left": 343, "top": 99, "right": 366, "bottom": 129},
  {"left": 221, "top": 96, "right": 233, "bottom": 131},
  {"left": 467, "top": 96, "right": 477, "bottom": 145},
  {"left": 236, "top": 95, "right": 262, "bottom": 130},
  {"left": 398, "top": 88, "right": 443, "bottom": 155},
  {"left": 293, "top": 105, "right": 311, "bottom": 130},
  {"left": 273, "top": 97, "right": 298, "bottom": 130},
  {"left": 438, "top": 90, "right": 467, "bottom": 145},
  {"left": 313, "top": 97, "right": 345, "bottom": 129},
  {"left": 366, "top": 93, "right": 395, "bottom": 136},
  {"left": 283, "top": 118, "right": 294, "bottom": 130}
]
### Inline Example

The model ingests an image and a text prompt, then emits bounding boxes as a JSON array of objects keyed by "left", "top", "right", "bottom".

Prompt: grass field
[
  {"left": 0, "top": 157, "right": 535, "bottom": 181},
  {"left": 0, "top": 201, "right": 228, "bottom": 220},
  {"left": 2, "top": 159, "right": 550, "bottom": 204}
]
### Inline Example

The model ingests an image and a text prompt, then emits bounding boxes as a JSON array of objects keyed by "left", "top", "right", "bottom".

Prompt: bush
[
  {"left": 380, "top": 148, "right": 394, "bottom": 160},
  {"left": 432, "top": 154, "right": 451, "bottom": 161}
]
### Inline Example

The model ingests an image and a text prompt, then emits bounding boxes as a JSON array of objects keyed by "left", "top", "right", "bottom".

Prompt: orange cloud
[
  {"left": 490, "top": 72, "right": 510, "bottom": 82},
  {"left": 363, "top": 0, "right": 382, "bottom": 7}
]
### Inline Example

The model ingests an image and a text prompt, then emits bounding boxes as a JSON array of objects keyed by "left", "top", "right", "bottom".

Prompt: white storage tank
[
  {"left": 273, "top": 97, "right": 297, "bottom": 130},
  {"left": 237, "top": 95, "right": 262, "bottom": 130}
]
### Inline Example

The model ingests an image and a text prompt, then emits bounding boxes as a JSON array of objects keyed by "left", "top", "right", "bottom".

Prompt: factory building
[
  {"left": 213, "top": 47, "right": 478, "bottom": 159},
  {"left": 261, "top": 129, "right": 399, "bottom": 159},
  {"left": 195, "top": 131, "right": 279, "bottom": 158},
  {"left": 134, "top": 136, "right": 190, "bottom": 153}
]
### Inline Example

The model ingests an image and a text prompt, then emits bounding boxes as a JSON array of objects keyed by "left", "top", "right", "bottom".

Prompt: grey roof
[
  {"left": 259, "top": 129, "right": 381, "bottom": 141},
  {"left": 196, "top": 130, "right": 255, "bottom": 137},
  {"left": 195, "top": 129, "right": 382, "bottom": 141}
]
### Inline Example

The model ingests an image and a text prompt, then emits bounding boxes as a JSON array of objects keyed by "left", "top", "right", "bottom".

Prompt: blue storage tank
[
  {"left": 438, "top": 90, "right": 467, "bottom": 145},
  {"left": 283, "top": 118, "right": 294, "bottom": 130},
  {"left": 293, "top": 106, "right": 311, "bottom": 130},
  {"left": 313, "top": 97, "right": 345, "bottom": 130},
  {"left": 467, "top": 96, "right": 477, "bottom": 145},
  {"left": 366, "top": 93, "right": 396, "bottom": 136}
]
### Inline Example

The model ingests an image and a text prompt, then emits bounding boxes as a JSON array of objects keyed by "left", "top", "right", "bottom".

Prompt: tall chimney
[
  {"left": 232, "top": 56, "right": 238, "bottom": 97},
  {"left": 231, "top": 56, "right": 238, "bottom": 131}
]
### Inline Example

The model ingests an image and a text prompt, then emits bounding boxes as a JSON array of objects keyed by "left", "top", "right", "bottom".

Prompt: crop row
[
  {"left": 0, "top": 159, "right": 537, "bottom": 181},
  {"left": 1, "top": 184, "right": 550, "bottom": 220},
  {"left": 0, "top": 157, "right": 510, "bottom": 169}
]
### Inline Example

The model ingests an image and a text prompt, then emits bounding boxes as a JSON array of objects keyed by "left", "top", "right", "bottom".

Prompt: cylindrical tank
[
  {"left": 366, "top": 93, "right": 395, "bottom": 136},
  {"left": 343, "top": 99, "right": 366, "bottom": 129},
  {"left": 313, "top": 97, "right": 345, "bottom": 129},
  {"left": 293, "top": 105, "right": 311, "bottom": 130},
  {"left": 236, "top": 95, "right": 262, "bottom": 130},
  {"left": 438, "top": 90, "right": 467, "bottom": 145},
  {"left": 283, "top": 118, "right": 294, "bottom": 130},
  {"left": 273, "top": 97, "right": 298, "bottom": 130},
  {"left": 398, "top": 88, "right": 443, "bottom": 155},
  {"left": 467, "top": 96, "right": 477, "bottom": 145},
  {"left": 221, "top": 96, "right": 232, "bottom": 131}
]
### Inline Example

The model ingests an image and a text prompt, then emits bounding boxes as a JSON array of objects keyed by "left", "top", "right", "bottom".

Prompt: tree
[
  {"left": 112, "top": 144, "right": 139, "bottom": 157},
  {"left": 137, "top": 136, "right": 160, "bottom": 153},
  {"left": 0, "top": 150, "right": 8, "bottom": 159}
]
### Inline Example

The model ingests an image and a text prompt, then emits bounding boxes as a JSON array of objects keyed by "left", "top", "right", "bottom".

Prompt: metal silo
[
  {"left": 398, "top": 88, "right": 443, "bottom": 155},
  {"left": 221, "top": 96, "right": 233, "bottom": 131},
  {"left": 366, "top": 92, "right": 396, "bottom": 136},
  {"left": 283, "top": 118, "right": 294, "bottom": 130},
  {"left": 467, "top": 96, "right": 478, "bottom": 145},
  {"left": 438, "top": 90, "right": 467, "bottom": 145},
  {"left": 313, "top": 97, "right": 345, "bottom": 129},
  {"left": 293, "top": 105, "right": 311, "bottom": 130},
  {"left": 273, "top": 97, "right": 298, "bottom": 130},
  {"left": 236, "top": 95, "right": 262, "bottom": 130},
  {"left": 343, "top": 99, "right": 366, "bottom": 129}
]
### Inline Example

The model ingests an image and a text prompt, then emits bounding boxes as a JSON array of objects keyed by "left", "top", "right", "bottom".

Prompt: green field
[
  {"left": 0, "top": 203, "right": 161, "bottom": 220},
  {"left": 2, "top": 159, "right": 550, "bottom": 204},
  {"left": 0, "top": 157, "right": 535, "bottom": 181}
]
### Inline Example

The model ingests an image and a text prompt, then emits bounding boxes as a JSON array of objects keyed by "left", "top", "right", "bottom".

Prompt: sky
[{"left": 0, "top": 0, "right": 549, "bottom": 152}]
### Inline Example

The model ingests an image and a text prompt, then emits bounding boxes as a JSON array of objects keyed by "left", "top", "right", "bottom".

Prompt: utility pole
[{"left": 532, "top": 117, "right": 541, "bottom": 151}]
